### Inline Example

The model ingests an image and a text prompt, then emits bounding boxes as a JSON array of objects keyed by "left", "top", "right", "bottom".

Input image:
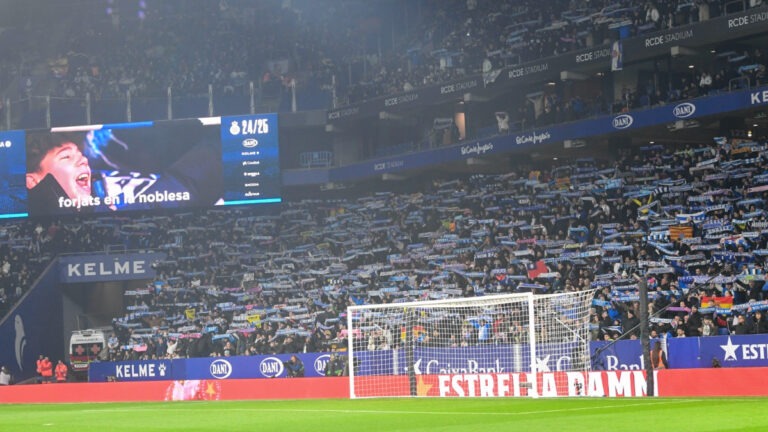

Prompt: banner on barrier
[
  {"left": 356, "top": 343, "right": 578, "bottom": 377},
  {"left": 355, "top": 371, "right": 651, "bottom": 398},
  {"left": 9, "top": 368, "right": 768, "bottom": 403},
  {"left": 91, "top": 334, "right": 768, "bottom": 383},
  {"left": 593, "top": 334, "right": 768, "bottom": 370},
  {"left": 93, "top": 343, "right": 579, "bottom": 382},
  {"left": 89, "top": 352, "right": 338, "bottom": 382},
  {"left": 670, "top": 334, "right": 768, "bottom": 368},
  {"left": 591, "top": 340, "right": 646, "bottom": 370}
]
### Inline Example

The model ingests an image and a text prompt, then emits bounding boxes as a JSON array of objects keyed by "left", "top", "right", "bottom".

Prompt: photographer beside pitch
[
  {"left": 1, "top": 365, "right": 12, "bottom": 385},
  {"left": 284, "top": 355, "right": 305, "bottom": 378}
]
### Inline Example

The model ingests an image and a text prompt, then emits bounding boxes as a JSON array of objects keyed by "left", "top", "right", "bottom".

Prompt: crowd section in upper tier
[
  {"left": 3, "top": 133, "right": 768, "bottom": 361},
  {"left": 1, "top": 0, "right": 764, "bottom": 112}
]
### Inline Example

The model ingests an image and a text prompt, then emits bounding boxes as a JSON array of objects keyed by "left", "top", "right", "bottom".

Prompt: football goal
[{"left": 347, "top": 290, "right": 596, "bottom": 398}]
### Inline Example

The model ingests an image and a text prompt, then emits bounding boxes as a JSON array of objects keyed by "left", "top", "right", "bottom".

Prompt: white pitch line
[{"left": 81, "top": 399, "right": 696, "bottom": 416}]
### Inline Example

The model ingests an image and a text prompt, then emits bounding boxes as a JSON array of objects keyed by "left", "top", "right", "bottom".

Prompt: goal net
[{"left": 347, "top": 290, "right": 596, "bottom": 398}]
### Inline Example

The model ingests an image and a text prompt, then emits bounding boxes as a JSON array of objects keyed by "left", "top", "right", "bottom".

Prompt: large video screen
[{"left": 0, "top": 114, "right": 280, "bottom": 219}]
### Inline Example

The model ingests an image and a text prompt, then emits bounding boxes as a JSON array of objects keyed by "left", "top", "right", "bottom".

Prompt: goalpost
[{"left": 347, "top": 290, "right": 596, "bottom": 398}]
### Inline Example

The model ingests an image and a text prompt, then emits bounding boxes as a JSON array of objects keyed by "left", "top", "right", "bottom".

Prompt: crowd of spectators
[
  {"left": 4, "top": 129, "right": 768, "bottom": 362},
  {"left": 337, "top": 0, "right": 765, "bottom": 105},
  {"left": 2, "top": 0, "right": 765, "bottom": 113},
  {"left": 614, "top": 50, "right": 767, "bottom": 114},
  {"left": 504, "top": 47, "right": 767, "bottom": 134},
  {"left": 0, "top": 218, "right": 127, "bottom": 318}
]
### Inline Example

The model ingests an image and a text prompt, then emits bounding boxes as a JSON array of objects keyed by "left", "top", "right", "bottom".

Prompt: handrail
[{"left": 729, "top": 75, "right": 750, "bottom": 92}]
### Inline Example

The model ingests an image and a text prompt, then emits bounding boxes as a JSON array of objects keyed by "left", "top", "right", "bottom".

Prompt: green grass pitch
[{"left": 0, "top": 397, "right": 765, "bottom": 432}]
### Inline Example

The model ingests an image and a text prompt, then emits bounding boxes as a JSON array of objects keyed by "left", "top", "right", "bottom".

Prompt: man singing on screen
[
  {"left": 25, "top": 133, "right": 97, "bottom": 215},
  {"left": 25, "top": 123, "right": 223, "bottom": 215}
]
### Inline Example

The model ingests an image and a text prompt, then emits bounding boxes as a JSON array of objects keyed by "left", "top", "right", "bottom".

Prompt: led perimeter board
[{"left": 0, "top": 114, "right": 280, "bottom": 219}]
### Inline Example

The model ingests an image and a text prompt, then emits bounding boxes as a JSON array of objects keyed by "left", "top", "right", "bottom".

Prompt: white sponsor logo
[
  {"left": 726, "top": 12, "right": 768, "bottom": 29},
  {"left": 740, "top": 342, "right": 768, "bottom": 360},
  {"left": 673, "top": 102, "right": 696, "bottom": 119},
  {"left": 612, "top": 114, "right": 634, "bottom": 129},
  {"left": 460, "top": 142, "right": 494, "bottom": 156},
  {"left": 115, "top": 362, "right": 165, "bottom": 378},
  {"left": 437, "top": 371, "right": 648, "bottom": 397},
  {"left": 314, "top": 354, "right": 331, "bottom": 375},
  {"left": 260, "top": 357, "right": 284, "bottom": 378},
  {"left": 384, "top": 93, "right": 418, "bottom": 107},
  {"left": 440, "top": 80, "right": 478, "bottom": 95},
  {"left": 603, "top": 355, "right": 646, "bottom": 370},
  {"left": 721, "top": 336, "right": 740, "bottom": 361},
  {"left": 14, "top": 315, "right": 26, "bottom": 371},
  {"left": 373, "top": 160, "right": 405, "bottom": 171},
  {"left": 412, "top": 358, "right": 505, "bottom": 375},
  {"left": 719, "top": 336, "right": 768, "bottom": 361},
  {"left": 644, "top": 29, "right": 693, "bottom": 47},
  {"left": 575, "top": 48, "right": 611, "bottom": 63},
  {"left": 534, "top": 355, "right": 572, "bottom": 372},
  {"left": 508, "top": 63, "right": 549, "bottom": 79},
  {"left": 328, "top": 107, "right": 360, "bottom": 120},
  {"left": 67, "top": 260, "right": 147, "bottom": 278},
  {"left": 210, "top": 359, "right": 233, "bottom": 379},
  {"left": 751, "top": 90, "right": 768, "bottom": 105},
  {"left": 515, "top": 131, "right": 551, "bottom": 145}
]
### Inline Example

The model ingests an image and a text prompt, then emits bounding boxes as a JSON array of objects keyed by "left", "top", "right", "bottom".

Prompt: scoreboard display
[{"left": 0, "top": 114, "right": 280, "bottom": 219}]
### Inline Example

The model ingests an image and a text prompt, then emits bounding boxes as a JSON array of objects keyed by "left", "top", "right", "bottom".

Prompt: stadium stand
[
  {"left": 98, "top": 137, "right": 768, "bottom": 360},
  {"left": 1, "top": 0, "right": 768, "bottom": 371},
  {"left": 2, "top": 0, "right": 766, "bottom": 130}
]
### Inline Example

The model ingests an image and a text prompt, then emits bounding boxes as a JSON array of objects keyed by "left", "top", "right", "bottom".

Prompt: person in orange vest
[
  {"left": 36, "top": 355, "right": 45, "bottom": 383},
  {"left": 651, "top": 341, "right": 668, "bottom": 369},
  {"left": 39, "top": 356, "right": 54, "bottom": 383},
  {"left": 54, "top": 360, "right": 68, "bottom": 383}
]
